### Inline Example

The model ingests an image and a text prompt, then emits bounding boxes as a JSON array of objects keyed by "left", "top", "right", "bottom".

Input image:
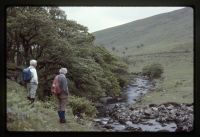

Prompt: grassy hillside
[
  {"left": 6, "top": 79, "right": 98, "bottom": 131},
  {"left": 93, "top": 7, "right": 193, "bottom": 106},
  {"left": 93, "top": 7, "right": 193, "bottom": 56}
]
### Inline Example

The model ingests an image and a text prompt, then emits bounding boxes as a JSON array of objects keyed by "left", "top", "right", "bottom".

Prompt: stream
[{"left": 93, "top": 75, "right": 193, "bottom": 132}]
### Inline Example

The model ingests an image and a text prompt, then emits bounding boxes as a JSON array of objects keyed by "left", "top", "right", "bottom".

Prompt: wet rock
[
  {"left": 99, "top": 96, "right": 113, "bottom": 104},
  {"left": 138, "top": 86, "right": 145, "bottom": 89},
  {"left": 104, "top": 124, "right": 113, "bottom": 129},
  {"left": 125, "top": 126, "right": 142, "bottom": 131},
  {"left": 112, "top": 124, "right": 126, "bottom": 131},
  {"left": 130, "top": 83, "right": 138, "bottom": 87},
  {"left": 169, "top": 109, "right": 177, "bottom": 115},
  {"left": 140, "top": 92, "right": 144, "bottom": 95},
  {"left": 156, "top": 115, "right": 168, "bottom": 123},
  {"left": 166, "top": 105, "right": 174, "bottom": 110},
  {"left": 129, "top": 107, "right": 135, "bottom": 111},
  {"left": 168, "top": 114, "right": 176, "bottom": 121},
  {"left": 93, "top": 119, "right": 101, "bottom": 122},
  {"left": 125, "top": 121, "right": 132, "bottom": 126},
  {"left": 151, "top": 107, "right": 158, "bottom": 111},
  {"left": 107, "top": 118, "right": 114, "bottom": 124},
  {"left": 100, "top": 117, "right": 108, "bottom": 121},
  {"left": 130, "top": 117, "right": 140, "bottom": 124},
  {"left": 117, "top": 97, "right": 123, "bottom": 102},
  {"left": 101, "top": 121, "right": 108, "bottom": 125},
  {"left": 144, "top": 108, "right": 152, "bottom": 116},
  {"left": 161, "top": 123, "right": 168, "bottom": 127},
  {"left": 118, "top": 118, "right": 126, "bottom": 125},
  {"left": 140, "top": 121, "right": 154, "bottom": 126},
  {"left": 158, "top": 105, "right": 166, "bottom": 111},
  {"left": 187, "top": 106, "right": 193, "bottom": 113},
  {"left": 176, "top": 123, "right": 193, "bottom": 132}
]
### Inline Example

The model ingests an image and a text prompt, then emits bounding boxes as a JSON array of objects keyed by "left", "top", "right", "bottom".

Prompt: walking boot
[
  {"left": 29, "top": 98, "right": 35, "bottom": 106},
  {"left": 60, "top": 111, "right": 66, "bottom": 123}
]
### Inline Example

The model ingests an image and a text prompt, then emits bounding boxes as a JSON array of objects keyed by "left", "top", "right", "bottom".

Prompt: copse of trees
[{"left": 7, "top": 7, "right": 129, "bottom": 101}]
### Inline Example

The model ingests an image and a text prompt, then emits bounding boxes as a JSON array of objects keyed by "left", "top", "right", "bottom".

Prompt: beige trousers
[{"left": 27, "top": 83, "right": 38, "bottom": 99}]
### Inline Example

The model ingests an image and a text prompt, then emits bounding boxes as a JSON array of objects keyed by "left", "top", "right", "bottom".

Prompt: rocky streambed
[{"left": 94, "top": 76, "right": 193, "bottom": 132}]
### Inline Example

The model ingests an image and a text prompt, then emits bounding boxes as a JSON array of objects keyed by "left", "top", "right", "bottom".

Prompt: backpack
[
  {"left": 51, "top": 76, "right": 62, "bottom": 94},
  {"left": 22, "top": 67, "right": 32, "bottom": 82}
]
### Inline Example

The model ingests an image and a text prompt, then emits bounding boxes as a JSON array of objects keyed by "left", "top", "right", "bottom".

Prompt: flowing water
[
  {"left": 94, "top": 76, "right": 177, "bottom": 132},
  {"left": 121, "top": 77, "right": 154, "bottom": 104}
]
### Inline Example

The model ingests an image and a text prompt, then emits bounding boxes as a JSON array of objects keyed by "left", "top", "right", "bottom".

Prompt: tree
[
  {"left": 7, "top": 7, "right": 56, "bottom": 66},
  {"left": 7, "top": 7, "right": 130, "bottom": 101}
]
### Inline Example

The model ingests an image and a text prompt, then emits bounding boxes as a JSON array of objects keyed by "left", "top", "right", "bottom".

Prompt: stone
[
  {"left": 101, "top": 121, "right": 108, "bottom": 125},
  {"left": 125, "top": 121, "right": 132, "bottom": 126},
  {"left": 102, "top": 118, "right": 109, "bottom": 121},
  {"left": 130, "top": 84, "right": 138, "bottom": 87},
  {"left": 107, "top": 119, "right": 114, "bottom": 124},
  {"left": 151, "top": 107, "right": 158, "bottom": 111},
  {"left": 93, "top": 119, "right": 101, "bottom": 122},
  {"left": 125, "top": 126, "right": 142, "bottom": 131},
  {"left": 118, "top": 118, "right": 126, "bottom": 125},
  {"left": 104, "top": 124, "right": 113, "bottom": 129},
  {"left": 99, "top": 96, "right": 113, "bottom": 104},
  {"left": 112, "top": 124, "right": 126, "bottom": 131},
  {"left": 144, "top": 108, "right": 152, "bottom": 116},
  {"left": 167, "top": 105, "right": 174, "bottom": 110}
]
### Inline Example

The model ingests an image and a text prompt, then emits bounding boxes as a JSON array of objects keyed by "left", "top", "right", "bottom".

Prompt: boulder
[{"left": 144, "top": 108, "right": 152, "bottom": 116}]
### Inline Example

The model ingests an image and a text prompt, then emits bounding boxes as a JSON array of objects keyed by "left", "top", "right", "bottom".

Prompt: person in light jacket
[
  {"left": 27, "top": 59, "right": 38, "bottom": 104},
  {"left": 54, "top": 68, "right": 69, "bottom": 123}
]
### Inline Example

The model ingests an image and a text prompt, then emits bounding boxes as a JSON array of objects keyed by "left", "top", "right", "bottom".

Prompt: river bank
[{"left": 93, "top": 75, "right": 193, "bottom": 132}]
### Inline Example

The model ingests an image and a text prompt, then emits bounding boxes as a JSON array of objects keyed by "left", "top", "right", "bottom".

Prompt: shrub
[
  {"left": 69, "top": 96, "right": 97, "bottom": 118},
  {"left": 142, "top": 63, "right": 164, "bottom": 79}
]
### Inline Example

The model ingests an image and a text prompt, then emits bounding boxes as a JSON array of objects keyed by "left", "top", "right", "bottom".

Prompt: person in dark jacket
[{"left": 55, "top": 68, "right": 69, "bottom": 123}]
